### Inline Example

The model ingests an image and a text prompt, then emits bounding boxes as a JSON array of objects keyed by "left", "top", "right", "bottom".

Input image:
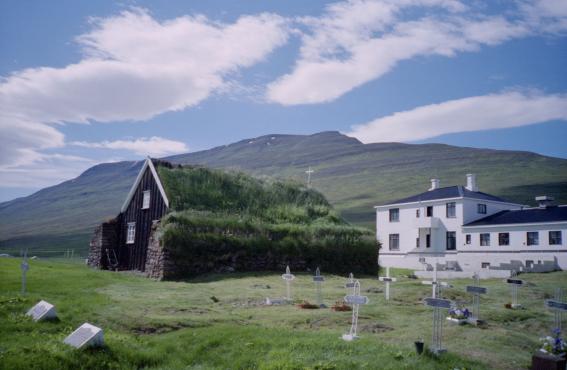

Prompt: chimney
[
  {"left": 429, "top": 179, "right": 440, "bottom": 191},
  {"left": 536, "top": 195, "right": 554, "bottom": 208},
  {"left": 465, "top": 174, "right": 478, "bottom": 192}
]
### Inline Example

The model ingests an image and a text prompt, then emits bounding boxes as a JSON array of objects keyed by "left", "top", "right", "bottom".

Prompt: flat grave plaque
[
  {"left": 64, "top": 323, "right": 104, "bottom": 349},
  {"left": 26, "top": 300, "right": 57, "bottom": 321},
  {"left": 545, "top": 299, "right": 567, "bottom": 311},
  {"left": 424, "top": 298, "right": 452, "bottom": 309},
  {"left": 466, "top": 286, "right": 487, "bottom": 295}
]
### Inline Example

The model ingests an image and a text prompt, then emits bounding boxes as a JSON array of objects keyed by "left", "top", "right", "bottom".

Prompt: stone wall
[{"left": 87, "top": 219, "right": 118, "bottom": 269}]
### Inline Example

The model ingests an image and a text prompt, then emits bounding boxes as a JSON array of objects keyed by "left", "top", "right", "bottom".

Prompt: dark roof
[
  {"left": 464, "top": 206, "right": 567, "bottom": 226},
  {"left": 381, "top": 186, "right": 512, "bottom": 206}
]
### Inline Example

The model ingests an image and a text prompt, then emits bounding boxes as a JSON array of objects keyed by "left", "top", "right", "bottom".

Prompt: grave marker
[
  {"left": 379, "top": 266, "right": 397, "bottom": 300},
  {"left": 63, "top": 323, "right": 104, "bottom": 349},
  {"left": 424, "top": 297, "right": 453, "bottom": 354},
  {"left": 506, "top": 274, "right": 524, "bottom": 309},
  {"left": 26, "top": 300, "right": 57, "bottom": 321},
  {"left": 342, "top": 280, "right": 369, "bottom": 341},
  {"left": 545, "top": 288, "right": 566, "bottom": 334},
  {"left": 20, "top": 249, "right": 29, "bottom": 295},
  {"left": 345, "top": 273, "right": 355, "bottom": 292},
  {"left": 281, "top": 265, "right": 295, "bottom": 302},
  {"left": 421, "top": 262, "right": 451, "bottom": 298},
  {"left": 466, "top": 273, "right": 487, "bottom": 324},
  {"left": 312, "top": 267, "right": 326, "bottom": 307}
]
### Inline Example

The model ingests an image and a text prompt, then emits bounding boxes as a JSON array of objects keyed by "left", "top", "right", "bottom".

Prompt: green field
[{"left": 1, "top": 258, "right": 565, "bottom": 369}]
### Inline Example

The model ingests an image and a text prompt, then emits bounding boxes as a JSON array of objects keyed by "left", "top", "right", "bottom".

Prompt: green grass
[{"left": 2, "top": 259, "right": 566, "bottom": 369}]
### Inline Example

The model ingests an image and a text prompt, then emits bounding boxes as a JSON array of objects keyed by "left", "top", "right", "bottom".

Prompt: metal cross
[
  {"left": 281, "top": 265, "right": 295, "bottom": 302},
  {"left": 466, "top": 272, "right": 487, "bottom": 323},
  {"left": 424, "top": 297, "right": 452, "bottom": 355},
  {"left": 345, "top": 273, "right": 356, "bottom": 295},
  {"left": 379, "top": 266, "right": 397, "bottom": 300},
  {"left": 506, "top": 274, "right": 524, "bottom": 309},
  {"left": 20, "top": 249, "right": 29, "bottom": 295},
  {"left": 545, "top": 288, "right": 567, "bottom": 335},
  {"left": 342, "top": 280, "right": 369, "bottom": 341},
  {"left": 305, "top": 167, "right": 314, "bottom": 188},
  {"left": 422, "top": 262, "right": 450, "bottom": 298},
  {"left": 313, "top": 267, "right": 325, "bottom": 307}
]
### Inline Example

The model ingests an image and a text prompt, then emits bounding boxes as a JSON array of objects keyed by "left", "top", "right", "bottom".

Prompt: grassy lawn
[{"left": 1, "top": 258, "right": 566, "bottom": 369}]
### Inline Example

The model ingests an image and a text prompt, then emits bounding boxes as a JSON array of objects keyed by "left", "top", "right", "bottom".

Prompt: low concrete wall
[{"left": 415, "top": 269, "right": 511, "bottom": 280}]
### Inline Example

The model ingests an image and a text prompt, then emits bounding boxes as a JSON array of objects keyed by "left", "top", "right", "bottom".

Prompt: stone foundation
[{"left": 87, "top": 219, "right": 118, "bottom": 269}]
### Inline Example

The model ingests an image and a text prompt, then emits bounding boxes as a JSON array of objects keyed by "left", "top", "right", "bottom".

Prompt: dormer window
[{"left": 142, "top": 190, "right": 150, "bottom": 209}]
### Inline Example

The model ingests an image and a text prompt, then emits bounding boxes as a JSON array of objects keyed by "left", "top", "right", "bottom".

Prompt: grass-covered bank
[{"left": 1, "top": 259, "right": 566, "bottom": 369}]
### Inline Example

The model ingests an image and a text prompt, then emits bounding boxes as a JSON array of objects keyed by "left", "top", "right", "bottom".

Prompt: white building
[{"left": 376, "top": 174, "right": 567, "bottom": 277}]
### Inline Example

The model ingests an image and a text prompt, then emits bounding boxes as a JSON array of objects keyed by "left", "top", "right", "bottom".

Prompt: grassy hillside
[
  {"left": 2, "top": 131, "right": 567, "bottom": 255},
  {"left": 1, "top": 258, "right": 565, "bottom": 369}
]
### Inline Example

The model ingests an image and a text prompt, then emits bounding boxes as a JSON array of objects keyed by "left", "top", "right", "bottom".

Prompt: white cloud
[
  {"left": 347, "top": 91, "right": 567, "bottom": 143},
  {"left": 265, "top": 0, "right": 563, "bottom": 105},
  {"left": 71, "top": 137, "right": 189, "bottom": 157},
  {"left": 0, "top": 8, "right": 289, "bottom": 187}
]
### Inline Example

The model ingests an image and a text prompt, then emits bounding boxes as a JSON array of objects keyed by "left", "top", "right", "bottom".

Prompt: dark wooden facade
[{"left": 116, "top": 164, "right": 168, "bottom": 271}]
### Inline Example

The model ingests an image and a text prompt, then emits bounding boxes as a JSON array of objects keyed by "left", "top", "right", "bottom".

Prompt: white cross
[
  {"left": 342, "top": 280, "right": 369, "bottom": 341},
  {"left": 379, "top": 266, "right": 397, "bottom": 300},
  {"left": 281, "top": 265, "right": 295, "bottom": 301},
  {"left": 345, "top": 273, "right": 356, "bottom": 295},
  {"left": 305, "top": 167, "right": 314, "bottom": 188},
  {"left": 313, "top": 267, "right": 325, "bottom": 307},
  {"left": 545, "top": 288, "right": 567, "bottom": 334},
  {"left": 422, "top": 261, "right": 451, "bottom": 298}
]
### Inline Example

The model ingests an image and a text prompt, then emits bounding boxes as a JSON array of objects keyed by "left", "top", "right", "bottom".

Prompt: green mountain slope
[{"left": 2, "top": 131, "right": 567, "bottom": 255}]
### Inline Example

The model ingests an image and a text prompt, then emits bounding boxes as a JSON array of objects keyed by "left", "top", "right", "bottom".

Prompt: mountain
[{"left": 2, "top": 131, "right": 567, "bottom": 256}]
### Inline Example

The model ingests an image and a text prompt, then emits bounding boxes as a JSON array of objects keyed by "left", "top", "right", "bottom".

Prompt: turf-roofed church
[{"left": 88, "top": 157, "right": 377, "bottom": 279}]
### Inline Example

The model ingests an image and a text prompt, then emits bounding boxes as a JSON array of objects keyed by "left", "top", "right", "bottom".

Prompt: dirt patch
[
  {"left": 365, "top": 287, "right": 383, "bottom": 294},
  {"left": 163, "top": 307, "right": 212, "bottom": 315},
  {"left": 360, "top": 323, "right": 394, "bottom": 333},
  {"left": 251, "top": 284, "right": 271, "bottom": 289}
]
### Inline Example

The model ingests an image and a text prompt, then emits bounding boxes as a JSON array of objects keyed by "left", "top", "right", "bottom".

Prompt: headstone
[
  {"left": 20, "top": 249, "right": 29, "bottom": 295},
  {"left": 63, "top": 323, "right": 104, "bottom": 349},
  {"left": 506, "top": 274, "right": 524, "bottom": 309},
  {"left": 26, "top": 300, "right": 57, "bottom": 321},
  {"left": 421, "top": 262, "right": 451, "bottom": 298},
  {"left": 281, "top": 265, "right": 295, "bottom": 302},
  {"left": 545, "top": 288, "right": 567, "bottom": 334},
  {"left": 312, "top": 267, "right": 326, "bottom": 307},
  {"left": 342, "top": 280, "right": 369, "bottom": 341},
  {"left": 424, "top": 297, "right": 453, "bottom": 354},
  {"left": 466, "top": 273, "right": 487, "bottom": 324},
  {"left": 379, "top": 266, "right": 397, "bottom": 300}
]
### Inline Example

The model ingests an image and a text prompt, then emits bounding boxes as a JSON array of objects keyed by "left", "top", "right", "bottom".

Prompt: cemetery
[{"left": 1, "top": 257, "right": 567, "bottom": 369}]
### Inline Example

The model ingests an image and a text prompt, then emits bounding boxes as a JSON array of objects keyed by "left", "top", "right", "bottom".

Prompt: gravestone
[
  {"left": 545, "top": 288, "right": 567, "bottom": 334},
  {"left": 466, "top": 273, "right": 487, "bottom": 324},
  {"left": 342, "top": 280, "right": 369, "bottom": 341},
  {"left": 312, "top": 267, "right": 326, "bottom": 307},
  {"left": 424, "top": 297, "right": 453, "bottom": 354},
  {"left": 281, "top": 265, "right": 295, "bottom": 302},
  {"left": 20, "top": 250, "right": 29, "bottom": 295},
  {"left": 26, "top": 300, "right": 57, "bottom": 321},
  {"left": 63, "top": 323, "right": 104, "bottom": 349},
  {"left": 378, "top": 266, "right": 397, "bottom": 300},
  {"left": 506, "top": 275, "right": 524, "bottom": 309},
  {"left": 422, "top": 262, "right": 451, "bottom": 298}
]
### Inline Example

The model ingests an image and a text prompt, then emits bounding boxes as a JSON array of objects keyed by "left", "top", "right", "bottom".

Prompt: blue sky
[{"left": 1, "top": 0, "right": 566, "bottom": 202}]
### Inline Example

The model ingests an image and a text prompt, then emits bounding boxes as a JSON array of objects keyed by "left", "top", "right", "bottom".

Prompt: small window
[
  {"left": 481, "top": 262, "right": 490, "bottom": 269},
  {"left": 389, "top": 208, "right": 399, "bottom": 222},
  {"left": 480, "top": 233, "right": 490, "bottom": 246},
  {"left": 498, "top": 233, "right": 509, "bottom": 246},
  {"left": 426, "top": 206, "right": 433, "bottom": 217},
  {"left": 465, "top": 234, "right": 471, "bottom": 244},
  {"left": 389, "top": 234, "right": 400, "bottom": 250},
  {"left": 126, "top": 222, "right": 136, "bottom": 244},
  {"left": 526, "top": 260, "right": 534, "bottom": 269},
  {"left": 549, "top": 231, "right": 562, "bottom": 245},
  {"left": 416, "top": 209, "right": 420, "bottom": 218},
  {"left": 426, "top": 234, "right": 431, "bottom": 248},
  {"left": 142, "top": 190, "right": 151, "bottom": 209},
  {"left": 446, "top": 202, "right": 456, "bottom": 218},
  {"left": 477, "top": 204, "right": 487, "bottom": 214},
  {"left": 527, "top": 232, "right": 539, "bottom": 246},
  {"left": 416, "top": 237, "right": 420, "bottom": 248},
  {"left": 446, "top": 231, "right": 456, "bottom": 250}
]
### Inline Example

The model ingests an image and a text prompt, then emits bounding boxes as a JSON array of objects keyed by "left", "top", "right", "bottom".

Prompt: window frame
[
  {"left": 446, "top": 202, "right": 456, "bottom": 218},
  {"left": 465, "top": 234, "right": 471, "bottom": 245},
  {"left": 426, "top": 234, "right": 431, "bottom": 248},
  {"left": 142, "top": 190, "right": 151, "bottom": 210},
  {"left": 527, "top": 231, "right": 539, "bottom": 246},
  {"left": 498, "top": 232, "right": 510, "bottom": 246},
  {"left": 477, "top": 204, "right": 487, "bottom": 214},
  {"left": 480, "top": 233, "right": 490, "bottom": 246},
  {"left": 389, "top": 233, "right": 400, "bottom": 251},
  {"left": 389, "top": 208, "right": 400, "bottom": 222},
  {"left": 549, "top": 231, "right": 562, "bottom": 245},
  {"left": 426, "top": 206, "right": 433, "bottom": 217},
  {"left": 126, "top": 222, "right": 136, "bottom": 244},
  {"left": 446, "top": 231, "right": 456, "bottom": 250}
]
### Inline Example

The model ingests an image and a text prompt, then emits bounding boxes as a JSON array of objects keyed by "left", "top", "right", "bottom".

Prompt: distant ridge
[{"left": 2, "top": 131, "right": 567, "bottom": 255}]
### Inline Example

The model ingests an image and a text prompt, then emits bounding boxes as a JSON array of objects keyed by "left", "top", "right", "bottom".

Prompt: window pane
[
  {"left": 465, "top": 234, "right": 471, "bottom": 244},
  {"left": 549, "top": 231, "right": 562, "bottom": 245},
  {"left": 426, "top": 206, "right": 433, "bottom": 217},
  {"left": 142, "top": 191, "right": 150, "bottom": 209},
  {"left": 527, "top": 232, "right": 539, "bottom": 246},
  {"left": 389, "top": 208, "right": 399, "bottom": 222},
  {"left": 498, "top": 233, "right": 509, "bottom": 246},
  {"left": 446, "top": 202, "right": 456, "bottom": 218},
  {"left": 477, "top": 204, "right": 487, "bottom": 214},
  {"left": 446, "top": 231, "right": 456, "bottom": 250},
  {"left": 389, "top": 234, "right": 399, "bottom": 250},
  {"left": 480, "top": 233, "right": 490, "bottom": 246}
]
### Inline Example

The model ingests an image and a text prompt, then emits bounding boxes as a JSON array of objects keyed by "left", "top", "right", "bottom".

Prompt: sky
[{"left": 1, "top": 0, "right": 566, "bottom": 202}]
